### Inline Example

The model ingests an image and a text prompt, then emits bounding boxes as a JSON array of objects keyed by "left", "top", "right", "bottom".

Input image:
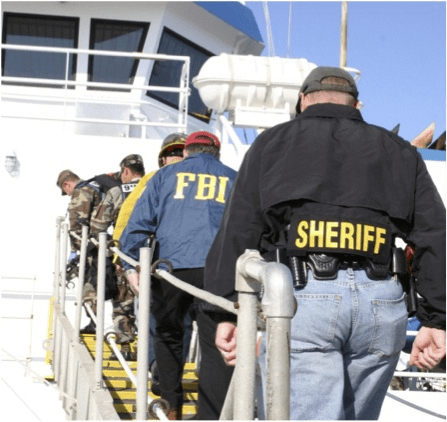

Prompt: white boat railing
[
  {"left": 0, "top": 44, "right": 190, "bottom": 136},
  {"left": 50, "top": 222, "right": 120, "bottom": 420},
  {"left": 49, "top": 216, "right": 298, "bottom": 419},
  {"left": 49, "top": 217, "right": 446, "bottom": 420},
  {"left": 1, "top": 275, "right": 37, "bottom": 371}
]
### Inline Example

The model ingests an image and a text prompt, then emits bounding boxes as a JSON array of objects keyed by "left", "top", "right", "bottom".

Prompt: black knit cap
[{"left": 295, "top": 66, "right": 359, "bottom": 114}]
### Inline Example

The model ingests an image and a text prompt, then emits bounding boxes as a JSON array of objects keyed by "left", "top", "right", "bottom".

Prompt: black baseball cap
[{"left": 296, "top": 66, "right": 359, "bottom": 114}]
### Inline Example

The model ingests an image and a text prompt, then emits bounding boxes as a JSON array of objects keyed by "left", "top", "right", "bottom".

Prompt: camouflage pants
[
  {"left": 83, "top": 281, "right": 97, "bottom": 314},
  {"left": 112, "top": 269, "right": 136, "bottom": 344},
  {"left": 82, "top": 270, "right": 136, "bottom": 344}
]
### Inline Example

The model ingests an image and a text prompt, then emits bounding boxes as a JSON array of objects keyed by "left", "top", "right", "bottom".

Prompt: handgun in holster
[{"left": 391, "top": 247, "right": 418, "bottom": 317}]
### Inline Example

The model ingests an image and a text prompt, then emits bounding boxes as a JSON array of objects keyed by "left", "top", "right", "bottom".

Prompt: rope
[
  {"left": 71, "top": 230, "right": 237, "bottom": 315},
  {"left": 157, "top": 270, "right": 238, "bottom": 315},
  {"left": 110, "top": 246, "right": 140, "bottom": 268}
]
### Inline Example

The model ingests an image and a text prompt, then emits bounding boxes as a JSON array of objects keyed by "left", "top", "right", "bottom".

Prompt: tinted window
[
  {"left": 148, "top": 28, "right": 213, "bottom": 122},
  {"left": 2, "top": 13, "right": 79, "bottom": 83},
  {"left": 88, "top": 19, "right": 149, "bottom": 89}
]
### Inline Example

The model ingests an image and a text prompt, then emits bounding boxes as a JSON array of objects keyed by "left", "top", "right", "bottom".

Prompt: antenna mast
[
  {"left": 340, "top": 1, "right": 348, "bottom": 68},
  {"left": 263, "top": 2, "right": 275, "bottom": 56}
]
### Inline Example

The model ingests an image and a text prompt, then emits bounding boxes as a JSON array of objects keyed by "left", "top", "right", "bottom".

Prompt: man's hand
[
  {"left": 409, "top": 327, "right": 446, "bottom": 370},
  {"left": 126, "top": 272, "right": 140, "bottom": 295},
  {"left": 216, "top": 322, "right": 237, "bottom": 366}
]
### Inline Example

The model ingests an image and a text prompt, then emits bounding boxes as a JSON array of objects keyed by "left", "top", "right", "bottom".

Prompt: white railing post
[
  {"left": 218, "top": 114, "right": 246, "bottom": 156},
  {"left": 177, "top": 58, "right": 189, "bottom": 129},
  {"left": 261, "top": 263, "right": 295, "bottom": 420},
  {"left": 63, "top": 50, "right": 71, "bottom": 131},
  {"left": 233, "top": 251, "right": 263, "bottom": 420},
  {"left": 74, "top": 225, "right": 89, "bottom": 340},
  {"left": 136, "top": 246, "right": 151, "bottom": 420},
  {"left": 53, "top": 217, "right": 64, "bottom": 302},
  {"left": 94, "top": 232, "right": 107, "bottom": 390},
  {"left": 50, "top": 216, "right": 65, "bottom": 376},
  {"left": 52, "top": 218, "right": 64, "bottom": 385},
  {"left": 60, "top": 223, "right": 69, "bottom": 314},
  {"left": 231, "top": 249, "right": 296, "bottom": 420}
]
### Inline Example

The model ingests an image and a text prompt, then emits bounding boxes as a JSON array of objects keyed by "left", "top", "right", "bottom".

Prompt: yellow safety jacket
[{"left": 113, "top": 170, "right": 157, "bottom": 242}]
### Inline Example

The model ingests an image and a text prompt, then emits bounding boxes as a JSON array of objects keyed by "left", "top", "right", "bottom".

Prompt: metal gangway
[{"left": 48, "top": 217, "right": 296, "bottom": 420}]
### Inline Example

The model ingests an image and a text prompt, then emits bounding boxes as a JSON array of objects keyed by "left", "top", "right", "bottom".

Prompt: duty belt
[
  {"left": 262, "top": 247, "right": 417, "bottom": 316},
  {"left": 263, "top": 249, "right": 391, "bottom": 288}
]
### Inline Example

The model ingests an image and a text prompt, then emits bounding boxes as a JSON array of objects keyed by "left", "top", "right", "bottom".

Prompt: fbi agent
[
  {"left": 119, "top": 131, "right": 237, "bottom": 420},
  {"left": 204, "top": 67, "right": 446, "bottom": 420}
]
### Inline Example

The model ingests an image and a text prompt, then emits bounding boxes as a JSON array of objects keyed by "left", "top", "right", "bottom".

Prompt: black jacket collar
[{"left": 300, "top": 103, "right": 364, "bottom": 122}]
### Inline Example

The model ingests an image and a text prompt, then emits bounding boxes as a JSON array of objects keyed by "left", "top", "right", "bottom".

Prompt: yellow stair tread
[
  {"left": 110, "top": 389, "right": 198, "bottom": 401},
  {"left": 103, "top": 360, "right": 138, "bottom": 369},
  {"left": 114, "top": 402, "right": 197, "bottom": 414},
  {"left": 105, "top": 378, "right": 198, "bottom": 389},
  {"left": 81, "top": 332, "right": 199, "bottom": 419},
  {"left": 104, "top": 371, "right": 197, "bottom": 382}
]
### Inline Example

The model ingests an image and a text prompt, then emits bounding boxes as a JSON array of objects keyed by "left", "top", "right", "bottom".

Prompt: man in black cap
[{"left": 204, "top": 66, "right": 446, "bottom": 419}]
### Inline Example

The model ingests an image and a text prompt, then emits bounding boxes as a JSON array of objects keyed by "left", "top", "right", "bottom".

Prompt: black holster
[
  {"left": 391, "top": 247, "right": 418, "bottom": 317},
  {"left": 404, "top": 275, "right": 418, "bottom": 317}
]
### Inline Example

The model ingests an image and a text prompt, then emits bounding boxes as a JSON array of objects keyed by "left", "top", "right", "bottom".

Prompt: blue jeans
[{"left": 258, "top": 267, "right": 408, "bottom": 420}]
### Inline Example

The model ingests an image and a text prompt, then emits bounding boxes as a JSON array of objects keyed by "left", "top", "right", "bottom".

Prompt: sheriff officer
[{"left": 204, "top": 67, "right": 446, "bottom": 420}]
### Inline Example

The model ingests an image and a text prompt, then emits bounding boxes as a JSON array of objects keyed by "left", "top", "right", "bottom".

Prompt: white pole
[
  {"left": 74, "top": 225, "right": 89, "bottom": 339},
  {"left": 94, "top": 232, "right": 107, "bottom": 390},
  {"left": 136, "top": 247, "right": 151, "bottom": 420}
]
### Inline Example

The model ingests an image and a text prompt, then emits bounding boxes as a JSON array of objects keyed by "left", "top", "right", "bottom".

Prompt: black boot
[
  {"left": 150, "top": 361, "right": 161, "bottom": 396},
  {"left": 121, "top": 342, "right": 137, "bottom": 361},
  {"left": 80, "top": 320, "right": 96, "bottom": 334}
]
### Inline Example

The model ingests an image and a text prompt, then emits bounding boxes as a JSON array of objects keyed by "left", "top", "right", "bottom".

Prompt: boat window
[
  {"left": 1, "top": 13, "right": 79, "bottom": 86},
  {"left": 88, "top": 19, "right": 149, "bottom": 90},
  {"left": 147, "top": 28, "right": 213, "bottom": 123}
]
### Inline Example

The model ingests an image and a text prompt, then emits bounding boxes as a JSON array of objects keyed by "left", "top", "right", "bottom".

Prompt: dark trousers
[
  {"left": 148, "top": 309, "right": 193, "bottom": 368},
  {"left": 197, "top": 311, "right": 234, "bottom": 420},
  {"left": 151, "top": 268, "right": 202, "bottom": 411}
]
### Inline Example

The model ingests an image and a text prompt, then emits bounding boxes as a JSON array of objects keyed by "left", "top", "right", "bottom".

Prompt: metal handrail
[
  {"left": 57, "top": 221, "right": 296, "bottom": 419},
  {"left": 50, "top": 216, "right": 447, "bottom": 420},
  {"left": 393, "top": 371, "right": 447, "bottom": 379},
  {"left": 68, "top": 228, "right": 170, "bottom": 420},
  {"left": 1, "top": 43, "right": 191, "bottom": 60},
  {"left": 1, "top": 43, "right": 190, "bottom": 133},
  {"left": 218, "top": 114, "right": 247, "bottom": 156},
  {"left": 50, "top": 219, "right": 120, "bottom": 419}
]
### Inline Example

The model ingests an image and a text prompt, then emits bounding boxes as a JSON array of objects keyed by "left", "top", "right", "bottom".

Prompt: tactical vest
[{"left": 79, "top": 173, "right": 122, "bottom": 201}]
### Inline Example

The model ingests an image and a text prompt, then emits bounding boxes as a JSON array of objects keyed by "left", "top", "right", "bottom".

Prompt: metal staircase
[{"left": 81, "top": 334, "right": 199, "bottom": 420}]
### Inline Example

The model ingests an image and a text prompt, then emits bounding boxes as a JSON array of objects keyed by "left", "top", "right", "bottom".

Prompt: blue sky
[{"left": 244, "top": 1, "right": 446, "bottom": 145}]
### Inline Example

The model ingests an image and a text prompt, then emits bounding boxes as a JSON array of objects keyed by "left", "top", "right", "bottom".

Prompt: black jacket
[{"left": 204, "top": 104, "right": 446, "bottom": 329}]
